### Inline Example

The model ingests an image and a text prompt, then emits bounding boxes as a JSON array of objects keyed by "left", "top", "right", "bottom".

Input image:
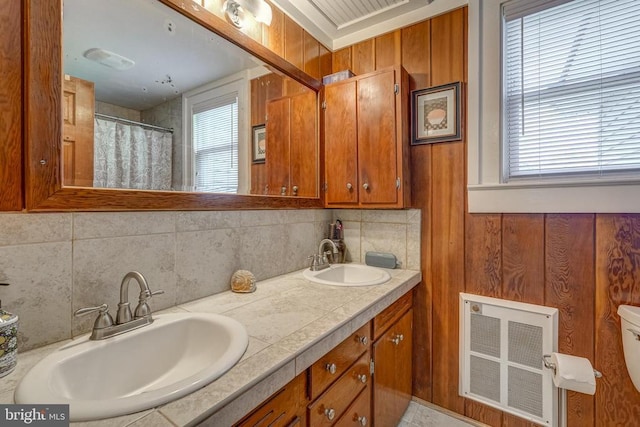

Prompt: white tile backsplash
[{"left": 0, "top": 208, "right": 419, "bottom": 352}]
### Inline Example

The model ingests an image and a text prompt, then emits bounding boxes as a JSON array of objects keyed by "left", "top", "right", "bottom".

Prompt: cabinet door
[
  {"left": 372, "top": 309, "right": 413, "bottom": 427},
  {"left": 324, "top": 80, "right": 358, "bottom": 205},
  {"left": 357, "top": 70, "right": 397, "bottom": 205},
  {"left": 265, "top": 97, "right": 291, "bottom": 196},
  {"left": 63, "top": 75, "right": 95, "bottom": 187},
  {"left": 290, "top": 91, "right": 317, "bottom": 197}
]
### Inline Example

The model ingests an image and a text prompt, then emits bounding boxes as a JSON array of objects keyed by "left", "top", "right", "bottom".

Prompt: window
[
  {"left": 467, "top": 0, "right": 640, "bottom": 213},
  {"left": 182, "top": 76, "right": 249, "bottom": 194},
  {"left": 503, "top": 0, "right": 640, "bottom": 181},
  {"left": 192, "top": 94, "right": 239, "bottom": 193}
]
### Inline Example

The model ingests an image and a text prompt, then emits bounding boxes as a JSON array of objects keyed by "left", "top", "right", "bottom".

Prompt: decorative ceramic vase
[{"left": 0, "top": 308, "right": 18, "bottom": 377}]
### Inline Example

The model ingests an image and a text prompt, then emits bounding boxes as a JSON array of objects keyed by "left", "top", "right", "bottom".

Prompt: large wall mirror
[{"left": 25, "top": 0, "right": 322, "bottom": 211}]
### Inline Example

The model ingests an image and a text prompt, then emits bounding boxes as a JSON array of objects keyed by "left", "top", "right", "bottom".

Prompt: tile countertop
[{"left": 0, "top": 266, "right": 421, "bottom": 427}]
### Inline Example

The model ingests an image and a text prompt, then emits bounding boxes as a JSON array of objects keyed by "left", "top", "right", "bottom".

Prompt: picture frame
[
  {"left": 252, "top": 124, "right": 266, "bottom": 163},
  {"left": 411, "top": 82, "right": 462, "bottom": 145}
]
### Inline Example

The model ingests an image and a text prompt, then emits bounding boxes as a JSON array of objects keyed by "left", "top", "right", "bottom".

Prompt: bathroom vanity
[{"left": 3, "top": 267, "right": 420, "bottom": 426}]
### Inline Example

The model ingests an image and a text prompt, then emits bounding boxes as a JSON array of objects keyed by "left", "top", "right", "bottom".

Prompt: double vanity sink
[{"left": 10, "top": 264, "right": 418, "bottom": 425}]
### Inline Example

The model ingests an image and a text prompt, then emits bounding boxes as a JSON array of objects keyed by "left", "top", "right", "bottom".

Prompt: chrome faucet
[
  {"left": 309, "top": 239, "right": 339, "bottom": 271},
  {"left": 74, "top": 271, "right": 164, "bottom": 340}
]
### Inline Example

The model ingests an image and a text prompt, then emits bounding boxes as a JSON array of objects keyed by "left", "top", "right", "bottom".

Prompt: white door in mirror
[{"left": 14, "top": 313, "right": 248, "bottom": 421}]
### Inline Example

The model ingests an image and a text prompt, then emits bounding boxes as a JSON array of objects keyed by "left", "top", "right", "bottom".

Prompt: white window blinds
[
  {"left": 503, "top": 0, "right": 640, "bottom": 181},
  {"left": 192, "top": 93, "right": 238, "bottom": 193}
]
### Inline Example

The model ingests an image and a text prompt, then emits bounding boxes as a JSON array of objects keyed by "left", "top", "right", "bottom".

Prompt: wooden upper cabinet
[
  {"left": 289, "top": 91, "right": 317, "bottom": 197},
  {"left": 62, "top": 75, "right": 95, "bottom": 187},
  {"left": 265, "top": 91, "right": 317, "bottom": 197},
  {"left": 266, "top": 97, "right": 291, "bottom": 196},
  {"left": 323, "top": 66, "right": 410, "bottom": 208},
  {"left": 324, "top": 80, "right": 358, "bottom": 205}
]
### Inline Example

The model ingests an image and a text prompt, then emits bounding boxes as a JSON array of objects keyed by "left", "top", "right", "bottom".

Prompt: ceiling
[{"left": 271, "top": 0, "right": 467, "bottom": 50}]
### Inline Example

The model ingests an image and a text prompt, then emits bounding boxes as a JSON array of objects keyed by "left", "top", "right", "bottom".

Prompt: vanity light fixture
[
  {"left": 222, "top": 0, "right": 272, "bottom": 28},
  {"left": 83, "top": 48, "right": 135, "bottom": 71}
]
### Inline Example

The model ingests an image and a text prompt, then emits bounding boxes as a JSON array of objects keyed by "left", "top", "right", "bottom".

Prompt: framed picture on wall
[
  {"left": 411, "top": 82, "right": 462, "bottom": 145},
  {"left": 252, "top": 124, "right": 266, "bottom": 163}
]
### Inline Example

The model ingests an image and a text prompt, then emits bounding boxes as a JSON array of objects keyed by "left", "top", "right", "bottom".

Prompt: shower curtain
[{"left": 93, "top": 118, "right": 173, "bottom": 190}]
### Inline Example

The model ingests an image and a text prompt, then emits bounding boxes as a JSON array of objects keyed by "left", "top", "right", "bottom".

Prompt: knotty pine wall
[{"left": 332, "top": 6, "right": 640, "bottom": 426}]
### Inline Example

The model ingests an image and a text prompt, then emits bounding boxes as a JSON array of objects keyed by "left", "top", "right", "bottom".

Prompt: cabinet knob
[
  {"left": 357, "top": 335, "right": 368, "bottom": 346},
  {"left": 292, "top": 185, "right": 298, "bottom": 195},
  {"left": 357, "top": 415, "right": 368, "bottom": 426},
  {"left": 325, "top": 363, "right": 337, "bottom": 374},
  {"left": 362, "top": 183, "right": 369, "bottom": 190},
  {"left": 280, "top": 186, "right": 287, "bottom": 195},
  {"left": 392, "top": 334, "right": 404, "bottom": 346},
  {"left": 325, "top": 408, "right": 336, "bottom": 421},
  {"left": 346, "top": 182, "right": 353, "bottom": 190},
  {"left": 357, "top": 374, "right": 367, "bottom": 384}
]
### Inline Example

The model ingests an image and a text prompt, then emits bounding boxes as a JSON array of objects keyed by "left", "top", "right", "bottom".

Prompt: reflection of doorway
[{"left": 62, "top": 75, "right": 95, "bottom": 187}]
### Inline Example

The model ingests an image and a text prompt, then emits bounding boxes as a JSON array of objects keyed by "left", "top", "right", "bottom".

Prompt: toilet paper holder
[{"left": 542, "top": 354, "right": 603, "bottom": 379}]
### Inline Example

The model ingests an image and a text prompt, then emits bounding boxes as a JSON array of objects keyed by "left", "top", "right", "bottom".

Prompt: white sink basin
[
  {"left": 14, "top": 312, "right": 248, "bottom": 421},
  {"left": 303, "top": 263, "right": 391, "bottom": 286}
]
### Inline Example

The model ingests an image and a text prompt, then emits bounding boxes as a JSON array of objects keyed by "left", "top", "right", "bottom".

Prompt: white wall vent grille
[{"left": 460, "top": 293, "right": 559, "bottom": 426}]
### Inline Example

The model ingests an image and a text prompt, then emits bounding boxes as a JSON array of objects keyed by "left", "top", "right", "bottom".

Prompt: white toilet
[{"left": 618, "top": 304, "right": 640, "bottom": 392}]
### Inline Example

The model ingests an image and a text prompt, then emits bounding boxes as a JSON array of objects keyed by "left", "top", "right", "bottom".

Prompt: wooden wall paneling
[
  {"left": 332, "top": 47, "right": 352, "bottom": 73},
  {"left": 351, "top": 39, "right": 375, "bottom": 75},
  {"left": 303, "top": 31, "right": 320, "bottom": 79},
  {"left": 319, "top": 44, "right": 332, "bottom": 80},
  {"left": 430, "top": 7, "right": 465, "bottom": 86},
  {"left": 264, "top": 1, "right": 284, "bottom": 57},
  {"left": 410, "top": 143, "right": 433, "bottom": 402},
  {"left": 545, "top": 214, "right": 595, "bottom": 427},
  {"left": 430, "top": 141, "right": 466, "bottom": 414},
  {"left": 464, "top": 213, "right": 503, "bottom": 426},
  {"left": 405, "top": 17, "right": 433, "bottom": 401},
  {"left": 375, "top": 30, "right": 401, "bottom": 70},
  {"left": 502, "top": 214, "right": 545, "bottom": 304},
  {"left": 0, "top": 0, "right": 23, "bottom": 211},
  {"left": 401, "top": 20, "right": 431, "bottom": 91},
  {"left": 595, "top": 214, "right": 640, "bottom": 425},
  {"left": 283, "top": 15, "right": 304, "bottom": 70},
  {"left": 465, "top": 214, "right": 502, "bottom": 297}
]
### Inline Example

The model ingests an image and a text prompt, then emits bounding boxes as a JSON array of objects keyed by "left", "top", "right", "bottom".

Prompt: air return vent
[{"left": 459, "top": 293, "right": 559, "bottom": 426}]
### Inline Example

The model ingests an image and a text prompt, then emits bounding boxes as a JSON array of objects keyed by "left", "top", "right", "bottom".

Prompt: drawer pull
[
  {"left": 357, "top": 335, "right": 368, "bottom": 346},
  {"left": 392, "top": 334, "right": 404, "bottom": 346},
  {"left": 325, "top": 408, "right": 336, "bottom": 421},
  {"left": 357, "top": 415, "right": 368, "bottom": 426},
  {"left": 357, "top": 374, "right": 367, "bottom": 384},
  {"left": 325, "top": 363, "right": 337, "bottom": 374}
]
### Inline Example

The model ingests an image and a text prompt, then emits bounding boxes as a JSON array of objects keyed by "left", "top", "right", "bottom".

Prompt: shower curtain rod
[{"left": 94, "top": 113, "right": 174, "bottom": 134}]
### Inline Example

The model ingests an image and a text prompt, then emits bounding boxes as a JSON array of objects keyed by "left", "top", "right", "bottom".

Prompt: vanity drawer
[
  {"left": 334, "top": 384, "right": 370, "bottom": 427},
  {"left": 309, "top": 323, "right": 371, "bottom": 399},
  {"left": 307, "top": 352, "right": 371, "bottom": 426},
  {"left": 235, "top": 372, "right": 307, "bottom": 427},
  {"left": 373, "top": 290, "right": 412, "bottom": 340}
]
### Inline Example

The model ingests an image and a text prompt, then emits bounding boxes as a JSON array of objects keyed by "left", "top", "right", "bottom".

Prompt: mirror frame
[{"left": 25, "top": 0, "right": 324, "bottom": 211}]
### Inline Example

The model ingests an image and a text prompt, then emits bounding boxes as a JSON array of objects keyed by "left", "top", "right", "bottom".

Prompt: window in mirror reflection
[{"left": 192, "top": 92, "right": 239, "bottom": 193}]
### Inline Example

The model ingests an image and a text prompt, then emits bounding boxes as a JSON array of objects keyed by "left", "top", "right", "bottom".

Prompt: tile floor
[{"left": 398, "top": 401, "right": 479, "bottom": 427}]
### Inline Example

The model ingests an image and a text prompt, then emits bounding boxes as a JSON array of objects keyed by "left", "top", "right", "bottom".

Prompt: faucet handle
[
  {"left": 74, "top": 304, "right": 109, "bottom": 317},
  {"left": 74, "top": 304, "right": 114, "bottom": 329},
  {"left": 134, "top": 289, "right": 164, "bottom": 319}
]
